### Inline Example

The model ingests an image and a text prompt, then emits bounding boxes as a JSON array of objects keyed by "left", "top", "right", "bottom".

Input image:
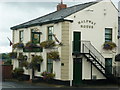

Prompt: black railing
[{"left": 72, "top": 40, "right": 119, "bottom": 78}]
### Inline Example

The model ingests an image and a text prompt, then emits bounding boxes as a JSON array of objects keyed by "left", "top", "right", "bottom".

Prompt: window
[
  {"left": 48, "top": 26, "right": 53, "bottom": 40},
  {"left": 105, "top": 28, "right": 112, "bottom": 42},
  {"left": 47, "top": 54, "right": 53, "bottom": 73},
  {"left": 19, "top": 30, "right": 24, "bottom": 42},
  {"left": 31, "top": 29, "right": 40, "bottom": 44},
  {"left": 105, "top": 58, "right": 112, "bottom": 75},
  {"left": 18, "top": 53, "right": 23, "bottom": 67},
  {"left": 37, "top": 64, "right": 41, "bottom": 72}
]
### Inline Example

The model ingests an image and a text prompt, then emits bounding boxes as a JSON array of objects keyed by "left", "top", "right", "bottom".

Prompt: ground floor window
[
  {"left": 37, "top": 64, "right": 41, "bottom": 72},
  {"left": 105, "top": 58, "right": 112, "bottom": 75},
  {"left": 47, "top": 54, "right": 53, "bottom": 73}
]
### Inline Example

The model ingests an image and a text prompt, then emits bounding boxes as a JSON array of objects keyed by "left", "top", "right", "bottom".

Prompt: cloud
[
  {"left": 0, "top": 1, "right": 118, "bottom": 53},
  {"left": 0, "top": 46, "right": 12, "bottom": 53}
]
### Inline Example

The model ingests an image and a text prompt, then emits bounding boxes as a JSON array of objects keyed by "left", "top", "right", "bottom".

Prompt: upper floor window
[
  {"left": 31, "top": 29, "right": 40, "bottom": 44},
  {"left": 105, "top": 28, "right": 112, "bottom": 42},
  {"left": 48, "top": 26, "right": 53, "bottom": 40},
  {"left": 19, "top": 30, "right": 24, "bottom": 42}
]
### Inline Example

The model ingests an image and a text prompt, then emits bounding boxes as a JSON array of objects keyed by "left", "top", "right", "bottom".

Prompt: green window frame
[
  {"left": 105, "top": 28, "right": 112, "bottom": 42},
  {"left": 31, "top": 29, "right": 40, "bottom": 44},
  {"left": 19, "top": 30, "right": 24, "bottom": 42},
  {"left": 48, "top": 26, "right": 53, "bottom": 40},
  {"left": 47, "top": 53, "right": 53, "bottom": 73}
]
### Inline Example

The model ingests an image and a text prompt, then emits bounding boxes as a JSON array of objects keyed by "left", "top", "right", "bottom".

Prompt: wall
[
  {"left": 67, "top": 0, "right": 118, "bottom": 80},
  {"left": 82, "top": 57, "right": 106, "bottom": 80},
  {"left": 12, "top": 22, "right": 62, "bottom": 80},
  {"left": 2, "top": 65, "right": 13, "bottom": 80},
  {"left": 61, "top": 21, "right": 70, "bottom": 80}
]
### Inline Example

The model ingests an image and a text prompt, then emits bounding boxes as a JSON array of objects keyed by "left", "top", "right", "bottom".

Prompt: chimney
[{"left": 57, "top": 0, "right": 67, "bottom": 11}]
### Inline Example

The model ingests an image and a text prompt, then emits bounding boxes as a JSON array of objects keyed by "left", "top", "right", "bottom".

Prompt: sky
[{"left": 0, "top": 0, "right": 119, "bottom": 53}]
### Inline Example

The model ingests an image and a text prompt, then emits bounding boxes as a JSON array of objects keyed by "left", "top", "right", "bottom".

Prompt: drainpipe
[
  {"left": 70, "top": 80, "right": 72, "bottom": 86},
  {"left": 91, "top": 61, "right": 92, "bottom": 80}
]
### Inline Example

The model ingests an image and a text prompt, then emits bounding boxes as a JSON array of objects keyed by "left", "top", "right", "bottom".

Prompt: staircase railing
[
  {"left": 81, "top": 41, "right": 105, "bottom": 68},
  {"left": 73, "top": 40, "right": 119, "bottom": 78}
]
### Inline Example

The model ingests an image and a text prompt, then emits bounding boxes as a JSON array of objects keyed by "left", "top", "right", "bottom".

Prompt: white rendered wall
[{"left": 68, "top": 1, "right": 118, "bottom": 80}]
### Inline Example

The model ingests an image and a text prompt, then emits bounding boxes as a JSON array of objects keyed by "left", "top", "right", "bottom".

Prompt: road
[
  {"left": 1, "top": 80, "right": 120, "bottom": 90},
  {"left": 2, "top": 80, "right": 65, "bottom": 88}
]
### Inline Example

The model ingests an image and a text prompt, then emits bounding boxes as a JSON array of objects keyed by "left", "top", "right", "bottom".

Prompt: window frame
[
  {"left": 47, "top": 26, "right": 54, "bottom": 40},
  {"left": 19, "top": 30, "right": 24, "bottom": 42},
  {"left": 105, "top": 28, "right": 112, "bottom": 42},
  {"left": 47, "top": 53, "right": 53, "bottom": 73},
  {"left": 31, "top": 29, "right": 41, "bottom": 44}
]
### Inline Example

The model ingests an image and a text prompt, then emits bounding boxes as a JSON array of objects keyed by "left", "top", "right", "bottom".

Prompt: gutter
[{"left": 10, "top": 19, "right": 73, "bottom": 30}]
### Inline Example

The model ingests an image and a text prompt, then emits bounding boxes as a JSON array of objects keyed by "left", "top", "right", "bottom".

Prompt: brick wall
[{"left": 2, "top": 65, "right": 13, "bottom": 80}]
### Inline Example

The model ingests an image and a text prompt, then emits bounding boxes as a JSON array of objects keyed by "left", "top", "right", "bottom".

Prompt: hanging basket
[
  {"left": 103, "top": 41, "right": 116, "bottom": 50},
  {"left": 47, "top": 51, "right": 60, "bottom": 61},
  {"left": 30, "top": 55, "right": 43, "bottom": 70},
  {"left": 40, "top": 40, "right": 56, "bottom": 49},
  {"left": 13, "top": 43, "right": 24, "bottom": 49}
]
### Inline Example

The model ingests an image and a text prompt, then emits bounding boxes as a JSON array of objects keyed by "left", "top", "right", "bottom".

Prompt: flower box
[
  {"left": 41, "top": 71, "right": 55, "bottom": 80},
  {"left": 24, "top": 41, "right": 43, "bottom": 52}
]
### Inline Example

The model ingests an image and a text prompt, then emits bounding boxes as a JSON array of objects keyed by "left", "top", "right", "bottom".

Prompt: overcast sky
[{"left": 0, "top": 0, "right": 119, "bottom": 53}]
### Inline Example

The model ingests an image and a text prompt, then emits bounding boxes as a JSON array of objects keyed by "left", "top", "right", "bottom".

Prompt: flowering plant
[
  {"left": 13, "top": 43, "right": 24, "bottom": 49},
  {"left": 41, "top": 71, "right": 55, "bottom": 80},
  {"left": 18, "top": 54, "right": 27, "bottom": 61},
  {"left": 47, "top": 51, "right": 60, "bottom": 61},
  {"left": 40, "top": 40, "right": 55, "bottom": 49},
  {"left": 103, "top": 41, "right": 116, "bottom": 50},
  {"left": 29, "top": 55, "right": 43, "bottom": 70},
  {"left": 25, "top": 41, "right": 39, "bottom": 49},
  {"left": 9, "top": 52, "right": 17, "bottom": 59},
  {"left": 21, "top": 61, "right": 29, "bottom": 69}
]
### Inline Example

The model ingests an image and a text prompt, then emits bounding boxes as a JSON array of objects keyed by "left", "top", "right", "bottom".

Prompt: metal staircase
[{"left": 72, "top": 41, "right": 119, "bottom": 82}]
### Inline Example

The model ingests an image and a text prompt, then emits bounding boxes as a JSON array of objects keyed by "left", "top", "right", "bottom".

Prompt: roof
[{"left": 11, "top": 1, "right": 98, "bottom": 30}]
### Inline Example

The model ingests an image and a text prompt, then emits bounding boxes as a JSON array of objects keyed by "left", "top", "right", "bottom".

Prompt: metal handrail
[
  {"left": 83, "top": 43, "right": 105, "bottom": 69},
  {"left": 81, "top": 41, "right": 119, "bottom": 77},
  {"left": 73, "top": 40, "right": 119, "bottom": 77}
]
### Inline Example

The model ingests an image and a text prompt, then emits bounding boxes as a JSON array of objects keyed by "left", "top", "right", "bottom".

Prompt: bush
[
  {"left": 4, "top": 60, "right": 12, "bottom": 65},
  {"left": 12, "top": 67, "right": 24, "bottom": 79},
  {"left": 41, "top": 71, "right": 55, "bottom": 80},
  {"left": 12, "top": 67, "right": 24, "bottom": 75},
  {"left": 9, "top": 52, "right": 17, "bottom": 59}
]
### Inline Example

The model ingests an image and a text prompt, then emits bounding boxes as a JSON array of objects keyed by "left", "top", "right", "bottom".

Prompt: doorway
[
  {"left": 73, "top": 32, "right": 81, "bottom": 53},
  {"left": 73, "top": 58, "right": 82, "bottom": 85}
]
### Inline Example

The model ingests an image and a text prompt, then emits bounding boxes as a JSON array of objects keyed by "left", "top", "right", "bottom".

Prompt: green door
[
  {"left": 105, "top": 58, "right": 112, "bottom": 75},
  {"left": 73, "top": 58, "right": 82, "bottom": 86},
  {"left": 73, "top": 32, "right": 81, "bottom": 53}
]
